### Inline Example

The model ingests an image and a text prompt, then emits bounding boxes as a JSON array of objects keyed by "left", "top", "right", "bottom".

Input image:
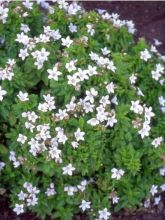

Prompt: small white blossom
[
  {"left": 74, "top": 128, "right": 85, "bottom": 142},
  {"left": 17, "top": 134, "right": 27, "bottom": 144},
  {"left": 0, "top": 162, "right": 5, "bottom": 170},
  {"left": 79, "top": 200, "right": 91, "bottom": 212},
  {"left": 47, "top": 66, "right": 62, "bottom": 81},
  {"left": 112, "top": 196, "right": 120, "bottom": 204},
  {"left": 152, "top": 137, "right": 163, "bottom": 148},
  {"left": 87, "top": 118, "right": 99, "bottom": 126},
  {"left": 130, "top": 100, "right": 143, "bottom": 114},
  {"left": 64, "top": 186, "right": 77, "bottom": 196},
  {"left": 160, "top": 167, "right": 165, "bottom": 176},
  {"left": 62, "top": 163, "right": 75, "bottom": 176},
  {"left": 129, "top": 74, "right": 137, "bottom": 84},
  {"left": 154, "top": 196, "right": 161, "bottom": 205},
  {"left": 0, "top": 86, "right": 7, "bottom": 101},
  {"left": 160, "top": 183, "right": 165, "bottom": 191},
  {"left": 61, "top": 36, "right": 73, "bottom": 48},
  {"left": 13, "top": 204, "right": 24, "bottom": 215},
  {"left": 18, "top": 191, "right": 27, "bottom": 201},
  {"left": 18, "top": 48, "right": 29, "bottom": 60},
  {"left": 150, "top": 185, "right": 158, "bottom": 196},
  {"left": 138, "top": 122, "right": 151, "bottom": 139},
  {"left": 65, "top": 60, "right": 77, "bottom": 72},
  {"left": 106, "top": 82, "right": 115, "bottom": 94},
  {"left": 69, "top": 23, "right": 77, "bottom": 33},
  {"left": 140, "top": 49, "right": 151, "bottom": 61},
  {"left": 98, "top": 208, "right": 111, "bottom": 220},
  {"left": 17, "top": 91, "right": 29, "bottom": 102},
  {"left": 45, "top": 183, "right": 56, "bottom": 196},
  {"left": 111, "top": 168, "right": 124, "bottom": 180}
]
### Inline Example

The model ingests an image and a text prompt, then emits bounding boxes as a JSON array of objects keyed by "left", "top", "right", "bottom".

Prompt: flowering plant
[{"left": 0, "top": 1, "right": 165, "bottom": 220}]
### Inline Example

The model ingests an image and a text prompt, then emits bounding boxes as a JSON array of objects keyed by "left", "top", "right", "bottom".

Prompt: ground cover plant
[{"left": 0, "top": 1, "right": 165, "bottom": 220}]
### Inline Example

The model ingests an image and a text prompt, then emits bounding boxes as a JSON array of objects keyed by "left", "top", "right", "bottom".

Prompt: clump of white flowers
[{"left": 0, "top": 1, "right": 165, "bottom": 220}]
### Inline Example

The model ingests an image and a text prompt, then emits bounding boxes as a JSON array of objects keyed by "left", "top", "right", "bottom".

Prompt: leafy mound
[{"left": 0, "top": 1, "right": 165, "bottom": 220}]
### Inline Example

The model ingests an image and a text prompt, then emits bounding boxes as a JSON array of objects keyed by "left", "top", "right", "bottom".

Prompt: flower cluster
[
  {"left": 0, "top": 1, "right": 165, "bottom": 220},
  {"left": 13, "top": 182, "right": 40, "bottom": 215}
]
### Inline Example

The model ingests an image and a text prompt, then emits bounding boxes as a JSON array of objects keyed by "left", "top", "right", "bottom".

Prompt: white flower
[
  {"left": 77, "top": 179, "right": 88, "bottom": 192},
  {"left": 56, "top": 128, "right": 68, "bottom": 144},
  {"left": 0, "top": 162, "right": 5, "bottom": 170},
  {"left": 27, "top": 195, "right": 38, "bottom": 206},
  {"left": 32, "top": 48, "right": 50, "bottom": 69},
  {"left": 47, "top": 66, "right": 62, "bottom": 81},
  {"left": 69, "top": 23, "right": 77, "bottom": 33},
  {"left": 138, "top": 122, "right": 151, "bottom": 139},
  {"left": 76, "top": 68, "right": 89, "bottom": 81},
  {"left": 64, "top": 186, "right": 77, "bottom": 196},
  {"left": 130, "top": 100, "right": 143, "bottom": 114},
  {"left": 160, "top": 167, "right": 165, "bottom": 176},
  {"left": 20, "top": 24, "right": 30, "bottom": 33},
  {"left": 87, "top": 65, "right": 97, "bottom": 76},
  {"left": 111, "top": 96, "right": 118, "bottom": 105},
  {"left": 67, "top": 74, "right": 80, "bottom": 87},
  {"left": 151, "top": 70, "right": 161, "bottom": 81},
  {"left": 0, "top": 6, "right": 9, "bottom": 23},
  {"left": 65, "top": 60, "right": 77, "bottom": 72},
  {"left": 79, "top": 200, "right": 91, "bottom": 212},
  {"left": 71, "top": 141, "right": 79, "bottom": 149},
  {"left": 74, "top": 128, "right": 85, "bottom": 142},
  {"left": 106, "top": 115, "right": 117, "bottom": 127},
  {"left": 159, "top": 96, "right": 165, "bottom": 107},
  {"left": 156, "top": 63, "right": 164, "bottom": 73},
  {"left": 45, "top": 183, "right": 56, "bottom": 196},
  {"left": 13, "top": 204, "right": 24, "bottom": 215},
  {"left": 38, "top": 102, "right": 48, "bottom": 112},
  {"left": 144, "top": 199, "right": 150, "bottom": 208},
  {"left": 56, "top": 109, "right": 68, "bottom": 120},
  {"left": 154, "top": 39, "right": 162, "bottom": 46},
  {"left": 67, "top": 2, "right": 81, "bottom": 15},
  {"left": 129, "top": 74, "right": 137, "bottom": 84},
  {"left": 51, "top": 29, "right": 61, "bottom": 40},
  {"left": 13, "top": 160, "right": 21, "bottom": 168},
  {"left": 49, "top": 146, "right": 62, "bottom": 163},
  {"left": 111, "top": 168, "right": 124, "bottom": 180},
  {"left": 160, "top": 183, "right": 165, "bottom": 191},
  {"left": 17, "top": 91, "right": 29, "bottom": 102},
  {"left": 61, "top": 36, "right": 73, "bottom": 48},
  {"left": 62, "top": 163, "right": 75, "bottom": 176},
  {"left": 100, "top": 95, "right": 110, "bottom": 107},
  {"left": 98, "top": 208, "right": 111, "bottom": 220},
  {"left": 18, "top": 191, "right": 27, "bottom": 201},
  {"left": 87, "top": 118, "right": 99, "bottom": 126},
  {"left": 140, "top": 49, "right": 151, "bottom": 61},
  {"left": 154, "top": 196, "right": 161, "bottom": 205},
  {"left": 152, "top": 137, "right": 163, "bottom": 148},
  {"left": 144, "top": 106, "right": 155, "bottom": 121},
  {"left": 106, "top": 82, "right": 115, "bottom": 94},
  {"left": 107, "top": 61, "right": 116, "bottom": 72},
  {"left": 17, "top": 134, "right": 27, "bottom": 144},
  {"left": 150, "top": 185, "right": 158, "bottom": 196},
  {"left": 85, "top": 88, "right": 98, "bottom": 103},
  {"left": 16, "top": 32, "right": 29, "bottom": 45},
  {"left": 112, "top": 196, "right": 120, "bottom": 204},
  {"left": 18, "top": 48, "right": 29, "bottom": 60},
  {"left": 101, "top": 47, "right": 110, "bottom": 56},
  {"left": 0, "top": 86, "right": 7, "bottom": 101},
  {"left": 23, "top": 0, "right": 33, "bottom": 9},
  {"left": 7, "top": 59, "right": 16, "bottom": 66}
]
